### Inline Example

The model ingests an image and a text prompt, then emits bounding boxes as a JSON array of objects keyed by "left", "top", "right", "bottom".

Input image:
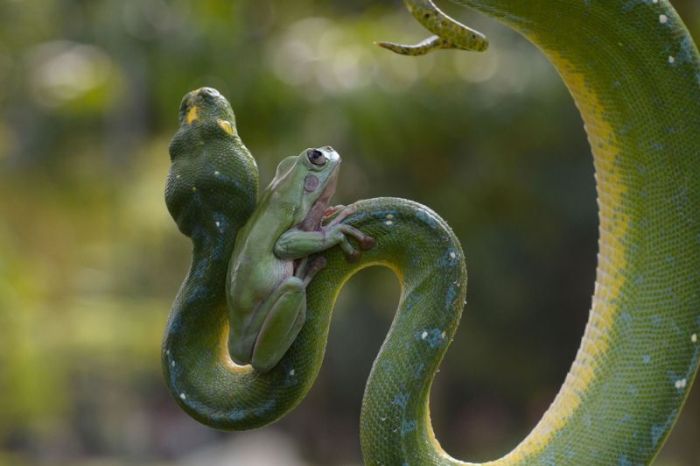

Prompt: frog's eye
[{"left": 307, "top": 148, "right": 327, "bottom": 166}]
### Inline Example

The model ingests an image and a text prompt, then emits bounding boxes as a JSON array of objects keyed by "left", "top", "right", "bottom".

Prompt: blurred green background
[{"left": 1, "top": 0, "right": 699, "bottom": 465}]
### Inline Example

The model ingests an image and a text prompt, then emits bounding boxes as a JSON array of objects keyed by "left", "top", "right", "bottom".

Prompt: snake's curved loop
[
  {"left": 377, "top": 0, "right": 488, "bottom": 55},
  {"left": 163, "top": 1, "right": 700, "bottom": 464}
]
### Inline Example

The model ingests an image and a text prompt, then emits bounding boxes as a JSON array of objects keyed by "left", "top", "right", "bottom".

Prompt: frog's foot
[
  {"left": 328, "top": 224, "right": 375, "bottom": 262},
  {"left": 324, "top": 205, "right": 356, "bottom": 227},
  {"left": 324, "top": 206, "right": 375, "bottom": 250},
  {"left": 322, "top": 205, "right": 346, "bottom": 223},
  {"left": 356, "top": 232, "right": 376, "bottom": 251}
]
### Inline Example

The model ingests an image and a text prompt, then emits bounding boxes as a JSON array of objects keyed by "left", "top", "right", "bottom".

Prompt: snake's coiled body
[{"left": 163, "top": 1, "right": 700, "bottom": 464}]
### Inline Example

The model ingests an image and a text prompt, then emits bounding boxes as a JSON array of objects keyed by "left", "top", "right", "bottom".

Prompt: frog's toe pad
[
  {"left": 345, "top": 250, "right": 361, "bottom": 263},
  {"left": 359, "top": 236, "right": 376, "bottom": 250}
]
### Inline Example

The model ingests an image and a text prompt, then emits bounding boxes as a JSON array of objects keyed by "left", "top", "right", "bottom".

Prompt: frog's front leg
[{"left": 275, "top": 224, "right": 375, "bottom": 262}]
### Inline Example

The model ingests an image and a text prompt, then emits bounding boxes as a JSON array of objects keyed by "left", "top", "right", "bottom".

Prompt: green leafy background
[{"left": 0, "top": 0, "right": 698, "bottom": 464}]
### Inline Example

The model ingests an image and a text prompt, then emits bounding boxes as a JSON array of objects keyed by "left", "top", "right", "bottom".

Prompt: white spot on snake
[
  {"left": 214, "top": 170, "right": 220, "bottom": 176},
  {"left": 449, "top": 252, "right": 456, "bottom": 259},
  {"left": 386, "top": 214, "right": 394, "bottom": 220},
  {"left": 441, "top": 331, "right": 446, "bottom": 339},
  {"left": 675, "top": 379, "right": 687, "bottom": 390},
  {"left": 171, "top": 360, "right": 175, "bottom": 367},
  {"left": 215, "top": 221, "right": 221, "bottom": 229},
  {"left": 192, "top": 186, "right": 197, "bottom": 192},
  {"left": 659, "top": 14, "right": 668, "bottom": 24},
  {"left": 668, "top": 56, "right": 675, "bottom": 64},
  {"left": 166, "top": 349, "right": 170, "bottom": 355},
  {"left": 385, "top": 220, "right": 394, "bottom": 226},
  {"left": 692, "top": 333, "right": 697, "bottom": 343},
  {"left": 180, "top": 392, "right": 187, "bottom": 400},
  {"left": 642, "top": 355, "right": 651, "bottom": 364},
  {"left": 176, "top": 175, "right": 181, "bottom": 179},
  {"left": 289, "top": 369, "right": 295, "bottom": 376},
  {"left": 421, "top": 331, "right": 428, "bottom": 340}
]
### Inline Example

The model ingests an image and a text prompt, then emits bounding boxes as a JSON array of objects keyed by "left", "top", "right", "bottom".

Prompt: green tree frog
[{"left": 226, "top": 146, "right": 374, "bottom": 372}]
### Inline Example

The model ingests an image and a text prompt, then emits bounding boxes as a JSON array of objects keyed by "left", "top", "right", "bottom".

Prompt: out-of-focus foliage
[{"left": 0, "top": 0, "right": 698, "bottom": 465}]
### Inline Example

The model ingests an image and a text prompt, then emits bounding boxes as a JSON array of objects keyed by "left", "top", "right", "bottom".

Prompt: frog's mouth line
[{"left": 300, "top": 168, "right": 339, "bottom": 232}]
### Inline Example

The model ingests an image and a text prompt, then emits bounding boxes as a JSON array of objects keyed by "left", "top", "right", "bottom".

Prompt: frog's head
[
  {"left": 177, "top": 87, "right": 238, "bottom": 136},
  {"left": 271, "top": 146, "right": 341, "bottom": 230},
  {"left": 298, "top": 146, "right": 341, "bottom": 230}
]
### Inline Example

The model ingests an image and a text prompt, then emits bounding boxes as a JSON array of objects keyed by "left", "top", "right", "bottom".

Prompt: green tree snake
[{"left": 162, "top": 0, "right": 700, "bottom": 464}]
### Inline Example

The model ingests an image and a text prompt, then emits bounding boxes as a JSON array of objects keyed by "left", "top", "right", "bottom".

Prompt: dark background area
[{"left": 0, "top": 0, "right": 698, "bottom": 464}]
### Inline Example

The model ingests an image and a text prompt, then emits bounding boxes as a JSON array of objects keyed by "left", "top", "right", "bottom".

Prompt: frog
[{"left": 226, "top": 146, "right": 374, "bottom": 372}]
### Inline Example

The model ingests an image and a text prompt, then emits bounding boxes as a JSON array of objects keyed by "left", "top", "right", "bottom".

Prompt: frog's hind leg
[{"left": 251, "top": 277, "right": 307, "bottom": 372}]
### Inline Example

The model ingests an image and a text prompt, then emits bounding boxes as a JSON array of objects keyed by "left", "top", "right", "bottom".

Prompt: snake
[{"left": 162, "top": 0, "right": 700, "bottom": 464}]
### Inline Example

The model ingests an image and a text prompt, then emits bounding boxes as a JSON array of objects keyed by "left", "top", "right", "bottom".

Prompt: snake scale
[{"left": 162, "top": 0, "right": 700, "bottom": 464}]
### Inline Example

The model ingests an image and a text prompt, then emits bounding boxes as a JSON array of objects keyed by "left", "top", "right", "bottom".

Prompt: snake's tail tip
[{"left": 375, "top": 41, "right": 413, "bottom": 56}]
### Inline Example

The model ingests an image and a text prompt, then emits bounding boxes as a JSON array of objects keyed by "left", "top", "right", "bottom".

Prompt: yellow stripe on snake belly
[{"left": 497, "top": 56, "right": 633, "bottom": 462}]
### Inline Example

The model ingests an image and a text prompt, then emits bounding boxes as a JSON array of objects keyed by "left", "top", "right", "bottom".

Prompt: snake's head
[
  {"left": 169, "top": 87, "right": 242, "bottom": 163},
  {"left": 166, "top": 87, "right": 258, "bottom": 239},
  {"left": 177, "top": 87, "right": 238, "bottom": 137}
]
